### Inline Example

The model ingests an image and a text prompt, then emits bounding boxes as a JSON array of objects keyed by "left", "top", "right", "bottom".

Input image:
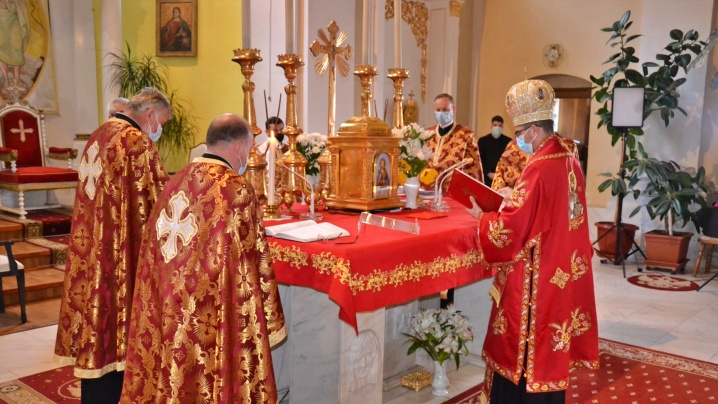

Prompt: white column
[{"left": 426, "top": 0, "right": 462, "bottom": 126}]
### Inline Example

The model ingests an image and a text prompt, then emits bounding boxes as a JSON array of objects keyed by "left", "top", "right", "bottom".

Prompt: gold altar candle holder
[
  {"left": 232, "top": 48, "right": 267, "bottom": 204},
  {"left": 387, "top": 68, "right": 410, "bottom": 129},
  {"left": 277, "top": 54, "right": 307, "bottom": 208},
  {"left": 355, "top": 64, "right": 379, "bottom": 117}
]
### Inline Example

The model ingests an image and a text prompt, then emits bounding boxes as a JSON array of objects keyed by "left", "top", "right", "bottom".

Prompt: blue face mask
[
  {"left": 517, "top": 128, "right": 537, "bottom": 154},
  {"left": 237, "top": 153, "right": 248, "bottom": 175},
  {"left": 148, "top": 113, "right": 163, "bottom": 143},
  {"left": 435, "top": 111, "right": 453, "bottom": 127}
]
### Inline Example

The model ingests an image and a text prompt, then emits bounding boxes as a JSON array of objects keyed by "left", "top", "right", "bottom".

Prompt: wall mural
[{"left": 0, "top": 0, "right": 56, "bottom": 112}]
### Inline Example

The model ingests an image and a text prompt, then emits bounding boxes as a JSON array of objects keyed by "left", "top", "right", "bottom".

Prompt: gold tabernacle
[
  {"left": 324, "top": 65, "right": 402, "bottom": 211},
  {"left": 400, "top": 368, "right": 433, "bottom": 391}
]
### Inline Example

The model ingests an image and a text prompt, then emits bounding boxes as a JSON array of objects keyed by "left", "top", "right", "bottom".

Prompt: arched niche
[{"left": 534, "top": 74, "right": 592, "bottom": 173}]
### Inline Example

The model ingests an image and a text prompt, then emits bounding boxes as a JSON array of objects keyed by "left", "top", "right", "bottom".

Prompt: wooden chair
[
  {"left": 0, "top": 99, "right": 78, "bottom": 219},
  {"left": 0, "top": 240, "right": 26, "bottom": 324},
  {"left": 692, "top": 235, "right": 718, "bottom": 277}
]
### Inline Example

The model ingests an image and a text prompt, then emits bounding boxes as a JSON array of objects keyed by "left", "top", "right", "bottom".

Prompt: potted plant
[
  {"left": 591, "top": 10, "right": 717, "bottom": 267},
  {"left": 107, "top": 44, "right": 198, "bottom": 167}
]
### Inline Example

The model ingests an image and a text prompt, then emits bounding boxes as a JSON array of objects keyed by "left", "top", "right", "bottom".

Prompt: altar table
[
  {"left": 268, "top": 199, "right": 495, "bottom": 403},
  {"left": 269, "top": 198, "right": 492, "bottom": 331}
]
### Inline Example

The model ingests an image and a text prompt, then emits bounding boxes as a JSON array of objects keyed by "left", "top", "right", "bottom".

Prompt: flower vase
[
  {"left": 404, "top": 177, "right": 420, "bottom": 209},
  {"left": 431, "top": 360, "right": 450, "bottom": 397}
]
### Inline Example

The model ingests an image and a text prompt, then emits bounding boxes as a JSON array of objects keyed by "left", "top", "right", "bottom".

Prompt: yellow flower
[
  {"left": 419, "top": 168, "right": 438, "bottom": 185},
  {"left": 398, "top": 160, "right": 411, "bottom": 185},
  {"left": 398, "top": 170, "right": 407, "bottom": 185}
]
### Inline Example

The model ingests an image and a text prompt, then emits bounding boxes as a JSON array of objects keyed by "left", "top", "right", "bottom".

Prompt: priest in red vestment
[
  {"left": 425, "top": 93, "right": 483, "bottom": 193},
  {"left": 467, "top": 80, "right": 599, "bottom": 404},
  {"left": 120, "top": 114, "right": 286, "bottom": 403},
  {"left": 54, "top": 87, "right": 172, "bottom": 402}
]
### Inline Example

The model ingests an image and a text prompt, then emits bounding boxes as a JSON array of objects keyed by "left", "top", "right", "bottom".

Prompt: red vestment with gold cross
[
  {"left": 54, "top": 118, "right": 169, "bottom": 378},
  {"left": 120, "top": 158, "right": 286, "bottom": 403},
  {"left": 425, "top": 124, "right": 483, "bottom": 192},
  {"left": 476, "top": 135, "right": 599, "bottom": 395}
]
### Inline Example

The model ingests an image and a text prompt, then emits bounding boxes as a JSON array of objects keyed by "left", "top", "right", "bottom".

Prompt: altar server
[
  {"left": 54, "top": 87, "right": 171, "bottom": 402},
  {"left": 425, "top": 93, "right": 483, "bottom": 192},
  {"left": 467, "top": 79, "right": 599, "bottom": 403},
  {"left": 120, "top": 113, "right": 286, "bottom": 403}
]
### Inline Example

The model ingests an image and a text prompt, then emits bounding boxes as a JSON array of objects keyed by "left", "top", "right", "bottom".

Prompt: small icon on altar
[{"left": 373, "top": 152, "right": 391, "bottom": 199}]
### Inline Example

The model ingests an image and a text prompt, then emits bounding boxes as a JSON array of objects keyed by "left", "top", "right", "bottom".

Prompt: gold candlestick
[
  {"left": 355, "top": 65, "right": 378, "bottom": 117},
  {"left": 276, "top": 54, "right": 307, "bottom": 208},
  {"left": 232, "top": 48, "right": 267, "bottom": 204},
  {"left": 387, "top": 68, "right": 410, "bottom": 129}
]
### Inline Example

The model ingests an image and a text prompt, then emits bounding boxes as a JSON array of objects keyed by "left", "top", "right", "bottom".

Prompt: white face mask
[
  {"left": 148, "top": 113, "right": 163, "bottom": 143},
  {"left": 237, "top": 147, "right": 249, "bottom": 175},
  {"left": 491, "top": 126, "right": 502, "bottom": 138}
]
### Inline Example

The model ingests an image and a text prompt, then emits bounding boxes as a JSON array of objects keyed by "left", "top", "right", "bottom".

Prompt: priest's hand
[
  {"left": 496, "top": 187, "right": 513, "bottom": 202},
  {"left": 466, "top": 196, "right": 483, "bottom": 219}
]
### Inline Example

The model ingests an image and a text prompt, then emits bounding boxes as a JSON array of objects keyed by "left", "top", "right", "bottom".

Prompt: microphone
[
  {"left": 432, "top": 157, "right": 473, "bottom": 212},
  {"left": 281, "top": 165, "right": 323, "bottom": 221}
]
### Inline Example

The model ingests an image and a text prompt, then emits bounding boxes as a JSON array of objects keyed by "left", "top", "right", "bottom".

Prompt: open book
[
  {"left": 447, "top": 169, "right": 504, "bottom": 211},
  {"left": 265, "top": 220, "right": 350, "bottom": 243}
]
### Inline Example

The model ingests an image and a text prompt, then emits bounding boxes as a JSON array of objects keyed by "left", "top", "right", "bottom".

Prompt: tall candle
[
  {"left": 285, "top": 0, "right": 296, "bottom": 53},
  {"left": 362, "top": 0, "right": 370, "bottom": 64},
  {"left": 394, "top": 0, "right": 402, "bottom": 67},
  {"left": 268, "top": 130, "right": 277, "bottom": 205}
]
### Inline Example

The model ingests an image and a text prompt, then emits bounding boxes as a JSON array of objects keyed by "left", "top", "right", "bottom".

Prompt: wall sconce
[{"left": 543, "top": 44, "right": 563, "bottom": 67}]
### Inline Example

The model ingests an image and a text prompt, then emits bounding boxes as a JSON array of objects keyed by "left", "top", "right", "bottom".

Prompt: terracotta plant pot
[
  {"left": 594, "top": 221, "right": 639, "bottom": 261},
  {"left": 643, "top": 230, "right": 693, "bottom": 274}
]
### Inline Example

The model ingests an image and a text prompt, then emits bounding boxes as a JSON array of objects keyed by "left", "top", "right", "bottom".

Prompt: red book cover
[{"left": 447, "top": 169, "right": 504, "bottom": 211}]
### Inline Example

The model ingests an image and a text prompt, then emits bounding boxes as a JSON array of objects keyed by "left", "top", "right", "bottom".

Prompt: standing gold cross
[{"left": 310, "top": 20, "right": 352, "bottom": 137}]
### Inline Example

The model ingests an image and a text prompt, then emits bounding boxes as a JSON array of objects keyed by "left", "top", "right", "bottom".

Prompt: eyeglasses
[{"left": 514, "top": 126, "right": 533, "bottom": 137}]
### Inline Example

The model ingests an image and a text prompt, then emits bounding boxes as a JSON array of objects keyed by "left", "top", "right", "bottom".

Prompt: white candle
[
  {"left": 268, "top": 131, "right": 277, "bottom": 205},
  {"left": 362, "top": 0, "right": 370, "bottom": 63},
  {"left": 310, "top": 185, "right": 315, "bottom": 216},
  {"left": 394, "top": 0, "right": 402, "bottom": 67},
  {"left": 285, "top": 0, "right": 296, "bottom": 53}
]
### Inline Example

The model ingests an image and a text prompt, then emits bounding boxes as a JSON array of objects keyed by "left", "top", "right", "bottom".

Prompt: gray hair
[
  {"left": 107, "top": 97, "right": 129, "bottom": 118},
  {"left": 126, "top": 87, "right": 172, "bottom": 119},
  {"left": 206, "top": 113, "right": 252, "bottom": 146}
]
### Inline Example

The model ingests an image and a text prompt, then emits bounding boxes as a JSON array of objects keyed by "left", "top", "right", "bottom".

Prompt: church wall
[
  {"left": 699, "top": 3, "right": 718, "bottom": 201},
  {"left": 476, "top": 0, "right": 715, "bottom": 218},
  {"left": 121, "top": 0, "right": 244, "bottom": 173}
]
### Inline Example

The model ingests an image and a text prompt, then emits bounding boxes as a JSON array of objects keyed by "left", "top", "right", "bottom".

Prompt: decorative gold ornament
[
  {"left": 385, "top": 0, "right": 428, "bottom": 102},
  {"left": 232, "top": 48, "right": 267, "bottom": 204},
  {"left": 403, "top": 90, "right": 419, "bottom": 124},
  {"left": 325, "top": 65, "right": 403, "bottom": 212},
  {"left": 276, "top": 54, "right": 307, "bottom": 207},
  {"left": 387, "top": 68, "right": 410, "bottom": 129},
  {"left": 544, "top": 44, "right": 563, "bottom": 67},
  {"left": 505, "top": 79, "right": 556, "bottom": 127},
  {"left": 310, "top": 20, "right": 352, "bottom": 138},
  {"left": 401, "top": 368, "right": 433, "bottom": 391},
  {"left": 449, "top": 0, "right": 465, "bottom": 17}
]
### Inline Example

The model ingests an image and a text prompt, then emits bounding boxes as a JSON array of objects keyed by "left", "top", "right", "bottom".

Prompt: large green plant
[
  {"left": 107, "top": 44, "right": 197, "bottom": 160},
  {"left": 591, "top": 11, "right": 715, "bottom": 235}
]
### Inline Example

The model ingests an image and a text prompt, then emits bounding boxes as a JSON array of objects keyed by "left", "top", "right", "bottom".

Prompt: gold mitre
[{"left": 505, "top": 79, "right": 556, "bottom": 127}]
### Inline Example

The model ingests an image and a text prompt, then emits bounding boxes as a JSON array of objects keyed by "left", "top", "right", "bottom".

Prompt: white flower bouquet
[
  {"left": 392, "top": 123, "right": 435, "bottom": 183},
  {"left": 404, "top": 305, "right": 474, "bottom": 368},
  {"left": 296, "top": 132, "right": 327, "bottom": 176}
]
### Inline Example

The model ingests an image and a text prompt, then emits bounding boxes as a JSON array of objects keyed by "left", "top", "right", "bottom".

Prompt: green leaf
[
  {"left": 626, "top": 34, "right": 642, "bottom": 43},
  {"left": 619, "top": 10, "right": 630, "bottom": 28},
  {"left": 625, "top": 69, "right": 644, "bottom": 85},
  {"left": 670, "top": 29, "right": 684, "bottom": 40},
  {"left": 629, "top": 206, "right": 642, "bottom": 217}
]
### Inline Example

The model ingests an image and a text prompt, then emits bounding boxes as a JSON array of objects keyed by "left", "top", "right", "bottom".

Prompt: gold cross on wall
[
  {"left": 156, "top": 191, "right": 198, "bottom": 263},
  {"left": 10, "top": 119, "right": 34, "bottom": 142},
  {"left": 310, "top": 20, "right": 352, "bottom": 137}
]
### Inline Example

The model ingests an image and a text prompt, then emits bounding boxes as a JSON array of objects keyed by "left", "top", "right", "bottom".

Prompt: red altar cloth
[{"left": 269, "top": 198, "right": 492, "bottom": 331}]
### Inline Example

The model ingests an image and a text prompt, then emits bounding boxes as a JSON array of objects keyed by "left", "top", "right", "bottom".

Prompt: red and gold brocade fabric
[
  {"left": 425, "top": 124, "right": 483, "bottom": 192},
  {"left": 476, "top": 135, "right": 599, "bottom": 394},
  {"left": 269, "top": 200, "right": 492, "bottom": 332},
  {"left": 54, "top": 118, "right": 168, "bottom": 378},
  {"left": 492, "top": 138, "right": 578, "bottom": 190},
  {"left": 120, "top": 159, "right": 286, "bottom": 404},
  {"left": 491, "top": 140, "right": 528, "bottom": 190}
]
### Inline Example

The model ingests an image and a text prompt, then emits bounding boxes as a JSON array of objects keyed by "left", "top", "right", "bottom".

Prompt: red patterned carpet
[
  {"left": 24, "top": 210, "right": 72, "bottom": 236},
  {"left": 447, "top": 338, "right": 718, "bottom": 404},
  {"left": 0, "top": 366, "right": 79, "bottom": 403}
]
